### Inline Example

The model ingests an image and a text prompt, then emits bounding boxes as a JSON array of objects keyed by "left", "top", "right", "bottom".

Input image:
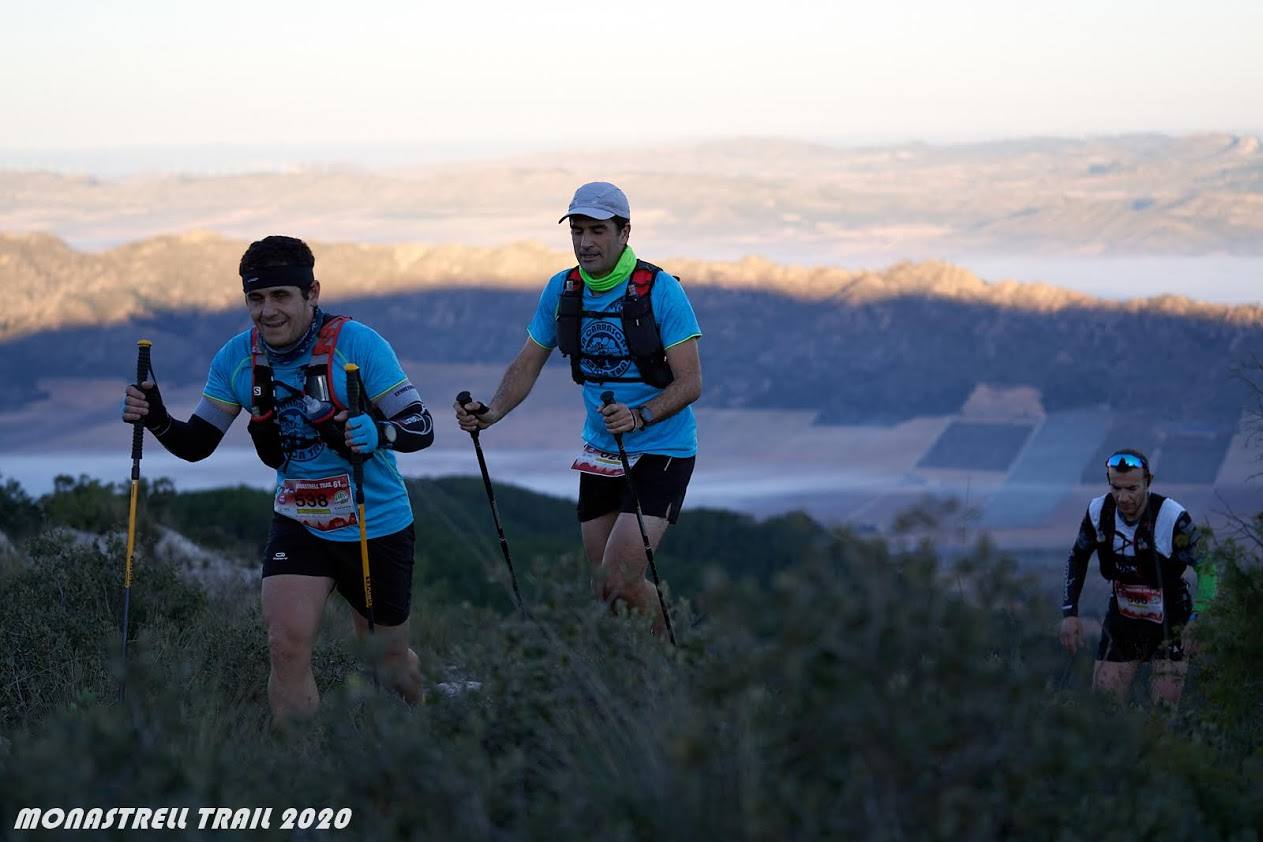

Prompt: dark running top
[{"left": 1061, "top": 492, "right": 1215, "bottom": 618}]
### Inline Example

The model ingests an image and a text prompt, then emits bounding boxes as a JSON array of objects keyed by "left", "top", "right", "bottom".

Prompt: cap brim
[{"left": 558, "top": 206, "right": 618, "bottom": 224}]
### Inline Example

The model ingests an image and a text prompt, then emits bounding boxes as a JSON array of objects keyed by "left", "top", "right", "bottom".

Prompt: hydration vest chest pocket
[
  {"left": 557, "top": 293, "right": 583, "bottom": 357},
  {"left": 621, "top": 295, "right": 674, "bottom": 389},
  {"left": 249, "top": 313, "right": 357, "bottom": 463}
]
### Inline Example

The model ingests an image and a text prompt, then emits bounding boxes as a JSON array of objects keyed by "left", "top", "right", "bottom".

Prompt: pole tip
[
  {"left": 456, "top": 390, "right": 472, "bottom": 405},
  {"left": 137, "top": 339, "right": 153, "bottom": 348},
  {"left": 344, "top": 363, "right": 360, "bottom": 373},
  {"left": 600, "top": 390, "right": 615, "bottom": 406}
]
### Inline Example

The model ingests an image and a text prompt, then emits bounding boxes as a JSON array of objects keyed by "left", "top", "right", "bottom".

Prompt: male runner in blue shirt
[
  {"left": 455, "top": 183, "right": 702, "bottom": 635},
  {"left": 123, "top": 235, "right": 434, "bottom": 722}
]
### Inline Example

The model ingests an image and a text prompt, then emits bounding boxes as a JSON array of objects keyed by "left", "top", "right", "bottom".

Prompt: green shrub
[
  {"left": 39, "top": 474, "right": 131, "bottom": 534},
  {"left": 4, "top": 523, "right": 1263, "bottom": 840},
  {"left": 0, "top": 530, "right": 205, "bottom": 732},
  {"left": 0, "top": 475, "right": 41, "bottom": 541},
  {"left": 147, "top": 484, "right": 274, "bottom": 558}
]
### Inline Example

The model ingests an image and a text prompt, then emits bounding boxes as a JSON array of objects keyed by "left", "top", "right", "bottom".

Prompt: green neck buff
[{"left": 579, "top": 245, "right": 637, "bottom": 293}]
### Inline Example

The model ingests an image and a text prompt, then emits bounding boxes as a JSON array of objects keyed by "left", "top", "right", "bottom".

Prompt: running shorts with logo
[{"left": 263, "top": 514, "right": 416, "bottom": 626}]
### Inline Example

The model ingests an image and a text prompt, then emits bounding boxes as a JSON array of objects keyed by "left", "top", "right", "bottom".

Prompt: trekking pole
[
  {"left": 344, "top": 364, "right": 375, "bottom": 633},
  {"left": 1152, "top": 545, "right": 1176, "bottom": 665},
  {"left": 456, "top": 391, "right": 527, "bottom": 615},
  {"left": 600, "top": 391, "right": 676, "bottom": 646},
  {"left": 120, "top": 339, "right": 152, "bottom": 701}
]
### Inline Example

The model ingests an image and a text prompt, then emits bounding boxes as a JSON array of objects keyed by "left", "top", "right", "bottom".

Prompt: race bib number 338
[
  {"left": 274, "top": 474, "right": 358, "bottom": 531},
  {"left": 1115, "top": 583, "right": 1165, "bottom": 624}
]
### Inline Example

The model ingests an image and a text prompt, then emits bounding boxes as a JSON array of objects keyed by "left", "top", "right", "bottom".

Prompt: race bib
[
  {"left": 274, "top": 474, "right": 358, "bottom": 531},
  {"left": 1115, "top": 583, "right": 1165, "bottom": 624},
  {"left": 570, "top": 443, "right": 641, "bottom": 477}
]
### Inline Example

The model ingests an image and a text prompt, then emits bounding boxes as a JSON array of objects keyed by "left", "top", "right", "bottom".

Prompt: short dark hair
[
  {"left": 610, "top": 215, "right": 630, "bottom": 233},
  {"left": 239, "top": 235, "right": 314, "bottom": 276}
]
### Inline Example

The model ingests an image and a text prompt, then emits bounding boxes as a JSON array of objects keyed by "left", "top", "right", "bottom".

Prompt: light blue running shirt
[
  {"left": 528, "top": 266, "right": 702, "bottom": 457},
  {"left": 202, "top": 320, "right": 414, "bottom": 541}
]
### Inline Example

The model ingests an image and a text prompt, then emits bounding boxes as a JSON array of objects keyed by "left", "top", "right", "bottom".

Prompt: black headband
[{"left": 241, "top": 265, "right": 315, "bottom": 293}]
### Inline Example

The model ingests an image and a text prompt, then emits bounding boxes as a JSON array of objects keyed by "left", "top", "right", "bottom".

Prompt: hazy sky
[{"left": 3, "top": 0, "right": 1260, "bottom": 156}]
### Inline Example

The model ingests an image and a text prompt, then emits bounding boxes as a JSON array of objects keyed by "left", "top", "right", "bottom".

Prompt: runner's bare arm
[
  {"left": 636, "top": 337, "right": 702, "bottom": 425},
  {"left": 455, "top": 338, "right": 552, "bottom": 429}
]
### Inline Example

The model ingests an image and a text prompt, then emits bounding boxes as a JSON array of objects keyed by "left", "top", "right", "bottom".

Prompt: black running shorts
[
  {"left": 577, "top": 454, "right": 695, "bottom": 524},
  {"left": 262, "top": 515, "right": 416, "bottom": 626},
  {"left": 1096, "top": 589, "right": 1192, "bottom": 663}
]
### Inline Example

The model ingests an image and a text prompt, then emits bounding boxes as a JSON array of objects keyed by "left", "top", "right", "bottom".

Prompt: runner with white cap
[{"left": 454, "top": 183, "right": 703, "bottom": 636}]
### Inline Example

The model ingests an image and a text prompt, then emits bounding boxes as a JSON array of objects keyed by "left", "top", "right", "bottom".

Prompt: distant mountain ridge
[
  {"left": 2, "top": 133, "right": 1261, "bottom": 260},
  {"left": 2, "top": 243, "right": 1258, "bottom": 425},
  {"left": 3, "top": 232, "right": 1260, "bottom": 343}
]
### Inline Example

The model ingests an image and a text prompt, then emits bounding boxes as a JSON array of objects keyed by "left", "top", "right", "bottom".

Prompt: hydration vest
[
  {"left": 250, "top": 313, "right": 357, "bottom": 423},
  {"left": 247, "top": 313, "right": 378, "bottom": 467},
  {"left": 555, "top": 260, "right": 675, "bottom": 389},
  {"left": 1091, "top": 492, "right": 1188, "bottom": 592}
]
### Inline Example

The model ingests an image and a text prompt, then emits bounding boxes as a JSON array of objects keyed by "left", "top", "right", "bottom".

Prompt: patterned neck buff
[{"left": 265, "top": 306, "right": 324, "bottom": 363}]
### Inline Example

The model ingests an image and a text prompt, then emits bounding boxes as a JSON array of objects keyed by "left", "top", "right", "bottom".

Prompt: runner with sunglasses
[{"left": 1058, "top": 449, "right": 1217, "bottom": 704}]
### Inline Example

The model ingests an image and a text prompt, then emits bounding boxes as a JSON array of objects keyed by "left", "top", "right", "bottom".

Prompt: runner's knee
[
  {"left": 625, "top": 581, "right": 657, "bottom": 606},
  {"left": 602, "top": 560, "right": 644, "bottom": 597},
  {"left": 597, "top": 575, "right": 618, "bottom": 603},
  {"left": 267, "top": 625, "right": 314, "bottom": 671}
]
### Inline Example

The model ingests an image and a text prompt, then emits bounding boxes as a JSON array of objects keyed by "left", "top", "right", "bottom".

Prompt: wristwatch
[
  {"left": 635, "top": 405, "right": 655, "bottom": 429},
  {"left": 378, "top": 420, "right": 398, "bottom": 449}
]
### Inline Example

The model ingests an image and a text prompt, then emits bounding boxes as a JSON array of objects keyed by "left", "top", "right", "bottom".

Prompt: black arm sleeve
[
  {"left": 150, "top": 415, "right": 225, "bottom": 463},
  {"left": 1171, "top": 510, "right": 1201, "bottom": 568},
  {"left": 1061, "top": 511, "right": 1096, "bottom": 617},
  {"left": 382, "top": 402, "right": 434, "bottom": 453}
]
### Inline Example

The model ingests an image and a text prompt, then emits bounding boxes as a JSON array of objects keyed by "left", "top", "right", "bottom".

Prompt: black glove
[{"left": 139, "top": 381, "right": 172, "bottom": 433}]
